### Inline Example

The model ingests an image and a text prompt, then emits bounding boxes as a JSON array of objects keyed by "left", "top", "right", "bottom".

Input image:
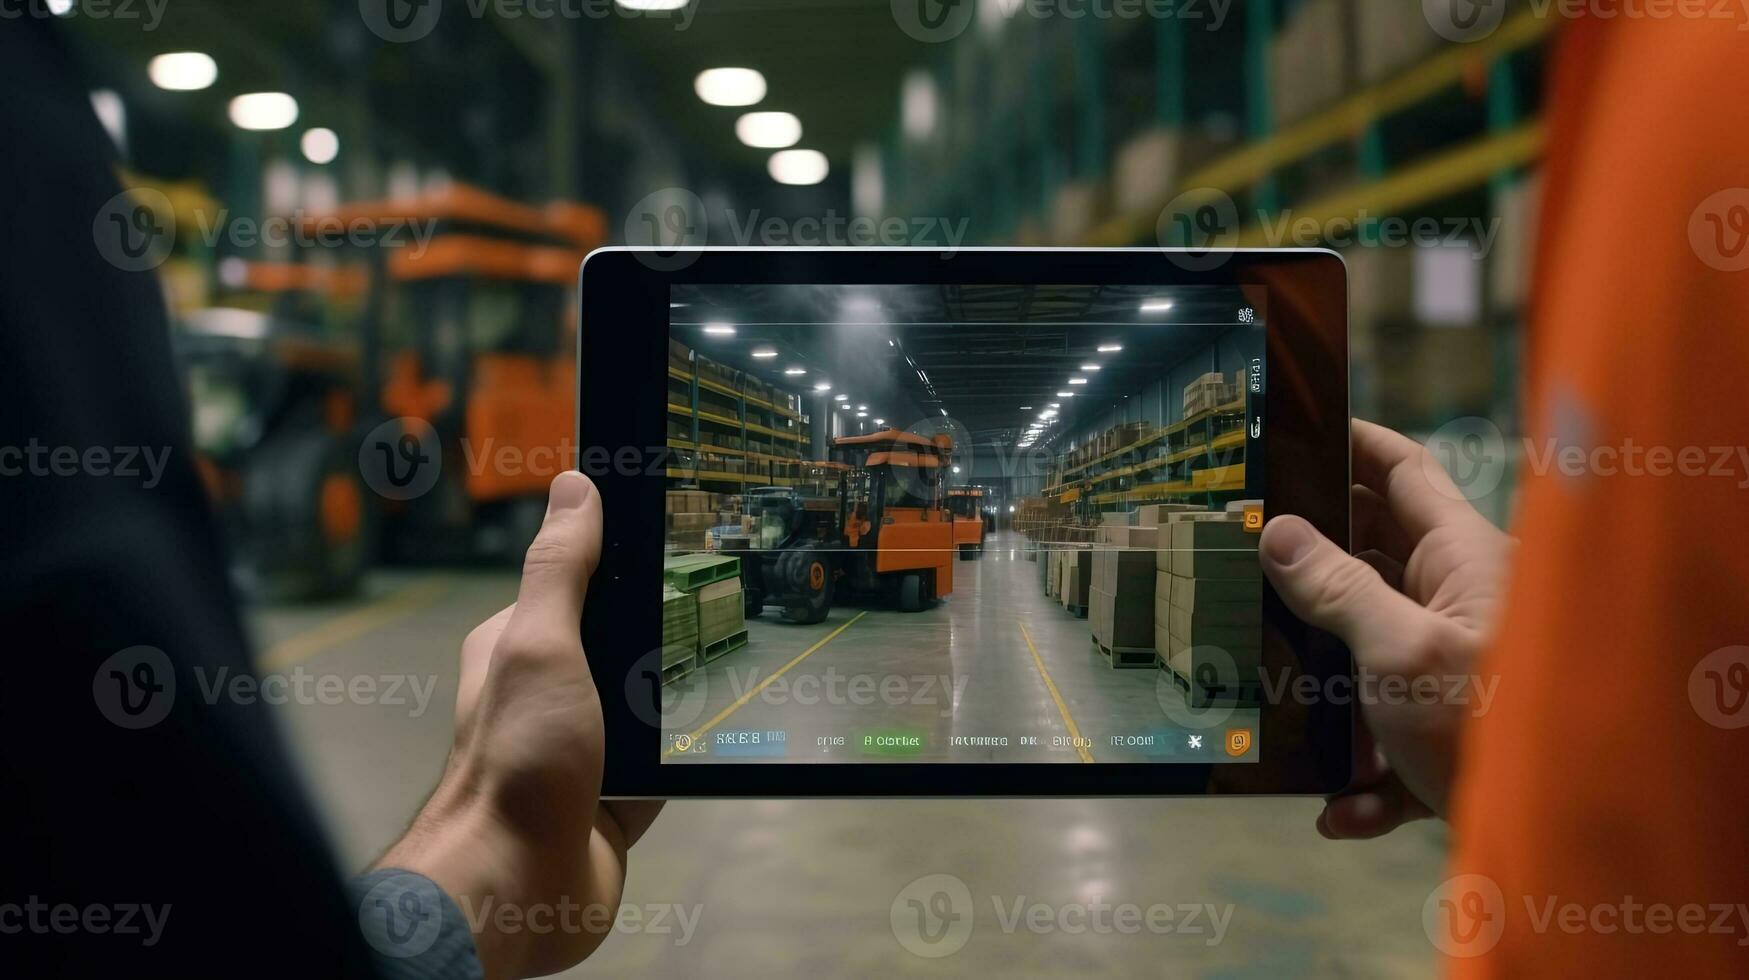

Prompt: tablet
[{"left": 578, "top": 247, "right": 1351, "bottom": 797}]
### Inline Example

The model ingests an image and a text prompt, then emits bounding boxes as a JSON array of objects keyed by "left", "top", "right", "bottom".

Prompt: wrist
[{"left": 376, "top": 775, "right": 534, "bottom": 980}]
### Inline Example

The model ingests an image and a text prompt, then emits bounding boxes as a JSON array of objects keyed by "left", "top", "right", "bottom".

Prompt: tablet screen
[{"left": 657, "top": 283, "right": 1265, "bottom": 765}]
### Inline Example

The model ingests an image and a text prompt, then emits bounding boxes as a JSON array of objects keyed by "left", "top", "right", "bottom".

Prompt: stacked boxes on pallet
[
  {"left": 666, "top": 490, "right": 717, "bottom": 552},
  {"left": 1155, "top": 513, "right": 1262, "bottom": 707},
  {"left": 1183, "top": 371, "right": 1245, "bottom": 417},
  {"left": 1090, "top": 522, "right": 1159, "bottom": 667},
  {"left": 1058, "top": 544, "right": 1091, "bottom": 615},
  {"left": 661, "top": 585, "right": 699, "bottom": 682},
  {"left": 662, "top": 554, "right": 748, "bottom": 669}
]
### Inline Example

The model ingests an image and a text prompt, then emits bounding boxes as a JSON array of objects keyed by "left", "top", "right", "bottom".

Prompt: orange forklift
[
  {"left": 182, "top": 184, "right": 603, "bottom": 598},
  {"left": 946, "top": 486, "right": 988, "bottom": 559},
  {"left": 733, "top": 429, "right": 956, "bottom": 624}
]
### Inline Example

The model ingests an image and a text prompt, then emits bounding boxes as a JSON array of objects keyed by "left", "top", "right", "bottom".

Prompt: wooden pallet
[
  {"left": 1093, "top": 639, "right": 1155, "bottom": 669},
  {"left": 661, "top": 653, "right": 698, "bottom": 685},
  {"left": 699, "top": 628, "right": 750, "bottom": 663},
  {"left": 1158, "top": 656, "right": 1263, "bottom": 708}
]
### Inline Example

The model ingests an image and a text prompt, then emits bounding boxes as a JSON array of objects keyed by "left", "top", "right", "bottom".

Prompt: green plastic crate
[{"left": 663, "top": 554, "right": 741, "bottom": 592}]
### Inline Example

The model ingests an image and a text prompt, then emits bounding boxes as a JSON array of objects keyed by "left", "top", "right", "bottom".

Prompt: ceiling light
[
  {"left": 694, "top": 67, "right": 766, "bottom": 107},
  {"left": 856, "top": 404, "right": 868, "bottom": 411},
  {"left": 735, "top": 111, "right": 802, "bottom": 149},
  {"left": 1140, "top": 298, "right": 1174, "bottom": 313},
  {"left": 300, "top": 128, "right": 339, "bottom": 165},
  {"left": 617, "top": 0, "right": 690, "bottom": 9},
  {"left": 1049, "top": 403, "right": 1060, "bottom": 408},
  {"left": 856, "top": 412, "right": 868, "bottom": 418},
  {"left": 703, "top": 323, "right": 735, "bottom": 336},
  {"left": 1068, "top": 378, "right": 1087, "bottom": 385},
  {"left": 751, "top": 347, "right": 778, "bottom": 358},
  {"left": 1097, "top": 343, "right": 1123, "bottom": 353},
  {"left": 940, "top": 408, "right": 948, "bottom": 417},
  {"left": 1079, "top": 364, "right": 1100, "bottom": 372},
  {"left": 1019, "top": 405, "right": 1032, "bottom": 410},
  {"left": 228, "top": 92, "right": 299, "bottom": 131},
  {"left": 952, "top": 466, "right": 961, "bottom": 474},
  {"left": 769, "top": 149, "right": 829, "bottom": 186},
  {"left": 873, "top": 418, "right": 885, "bottom": 425},
  {"left": 814, "top": 382, "right": 832, "bottom": 392},
  {"left": 1057, "top": 391, "right": 1074, "bottom": 398},
  {"left": 784, "top": 367, "right": 807, "bottom": 377},
  {"left": 834, "top": 393, "right": 849, "bottom": 401},
  {"left": 148, "top": 52, "right": 217, "bottom": 92}
]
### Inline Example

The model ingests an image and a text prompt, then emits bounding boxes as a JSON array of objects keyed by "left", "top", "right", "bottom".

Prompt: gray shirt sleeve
[{"left": 350, "top": 869, "right": 485, "bottom": 980}]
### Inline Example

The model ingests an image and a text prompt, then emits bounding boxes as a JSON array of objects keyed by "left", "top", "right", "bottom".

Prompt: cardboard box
[
  {"left": 1354, "top": 0, "right": 1443, "bottom": 84},
  {"left": 1168, "top": 575, "right": 1257, "bottom": 611},
  {"left": 1098, "top": 525, "right": 1158, "bottom": 548},
  {"left": 1090, "top": 548, "right": 1157, "bottom": 650},
  {"left": 667, "top": 512, "right": 715, "bottom": 531},
  {"left": 1136, "top": 503, "right": 1202, "bottom": 526},
  {"left": 1169, "top": 521, "right": 1260, "bottom": 580},
  {"left": 1154, "top": 511, "right": 1239, "bottom": 573},
  {"left": 1271, "top": 0, "right": 1353, "bottom": 127},
  {"left": 1101, "top": 511, "right": 1134, "bottom": 527}
]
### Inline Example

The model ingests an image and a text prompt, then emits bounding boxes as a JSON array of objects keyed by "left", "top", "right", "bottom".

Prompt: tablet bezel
[{"left": 579, "top": 247, "right": 1352, "bottom": 798}]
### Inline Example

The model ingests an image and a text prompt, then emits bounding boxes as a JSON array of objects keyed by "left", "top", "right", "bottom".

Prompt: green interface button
[{"left": 858, "top": 729, "right": 925, "bottom": 757}]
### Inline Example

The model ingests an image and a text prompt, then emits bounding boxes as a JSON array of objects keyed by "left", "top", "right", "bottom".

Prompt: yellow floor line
[
  {"left": 1019, "top": 623, "right": 1095, "bottom": 763},
  {"left": 663, "top": 611, "right": 867, "bottom": 758},
  {"left": 257, "top": 575, "right": 454, "bottom": 672}
]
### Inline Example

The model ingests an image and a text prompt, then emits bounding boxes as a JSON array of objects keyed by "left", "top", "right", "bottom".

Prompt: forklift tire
[
  {"left": 899, "top": 572, "right": 925, "bottom": 613},
  {"left": 779, "top": 546, "right": 832, "bottom": 625}
]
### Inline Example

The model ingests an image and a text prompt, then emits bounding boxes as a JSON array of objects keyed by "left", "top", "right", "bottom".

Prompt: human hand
[
  {"left": 1259, "top": 420, "right": 1514, "bottom": 839},
  {"left": 378, "top": 471, "right": 663, "bottom": 979}
]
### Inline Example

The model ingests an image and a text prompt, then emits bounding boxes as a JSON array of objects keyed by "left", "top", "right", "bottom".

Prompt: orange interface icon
[
  {"left": 1224, "top": 729, "right": 1253, "bottom": 757},
  {"left": 1241, "top": 505, "right": 1264, "bottom": 533}
]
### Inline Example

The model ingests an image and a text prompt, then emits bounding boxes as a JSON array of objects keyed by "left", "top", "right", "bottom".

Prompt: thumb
[
  {"left": 1259, "top": 515, "right": 1434, "bottom": 673},
  {"left": 507, "top": 471, "right": 602, "bottom": 637}
]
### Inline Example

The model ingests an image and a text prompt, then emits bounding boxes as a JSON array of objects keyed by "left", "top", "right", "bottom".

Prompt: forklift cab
[
  {"left": 946, "top": 486, "right": 987, "bottom": 559},
  {"left": 830, "top": 429, "right": 955, "bottom": 601}
]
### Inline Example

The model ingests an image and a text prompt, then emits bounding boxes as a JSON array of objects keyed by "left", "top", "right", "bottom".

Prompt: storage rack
[
  {"left": 665, "top": 349, "right": 812, "bottom": 490},
  {"left": 1041, "top": 393, "right": 1249, "bottom": 510}
]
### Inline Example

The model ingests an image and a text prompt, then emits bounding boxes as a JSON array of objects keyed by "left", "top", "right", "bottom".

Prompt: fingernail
[
  {"left": 548, "top": 471, "right": 591, "bottom": 512},
  {"left": 1262, "top": 516, "right": 1317, "bottom": 567}
]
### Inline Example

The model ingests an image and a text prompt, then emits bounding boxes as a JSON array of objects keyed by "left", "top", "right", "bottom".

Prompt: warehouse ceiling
[
  {"left": 671, "top": 283, "right": 1252, "bottom": 447},
  {"left": 70, "top": 0, "right": 930, "bottom": 195}
]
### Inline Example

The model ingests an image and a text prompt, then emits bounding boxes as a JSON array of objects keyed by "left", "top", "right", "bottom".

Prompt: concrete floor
[
  {"left": 248, "top": 532, "right": 1449, "bottom": 978},
  {"left": 664, "top": 532, "right": 1259, "bottom": 763}
]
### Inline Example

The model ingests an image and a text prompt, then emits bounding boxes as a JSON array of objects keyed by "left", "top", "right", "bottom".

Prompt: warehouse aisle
[
  {"left": 664, "top": 532, "right": 1217, "bottom": 764},
  {"left": 249, "top": 568, "right": 1446, "bottom": 978}
]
